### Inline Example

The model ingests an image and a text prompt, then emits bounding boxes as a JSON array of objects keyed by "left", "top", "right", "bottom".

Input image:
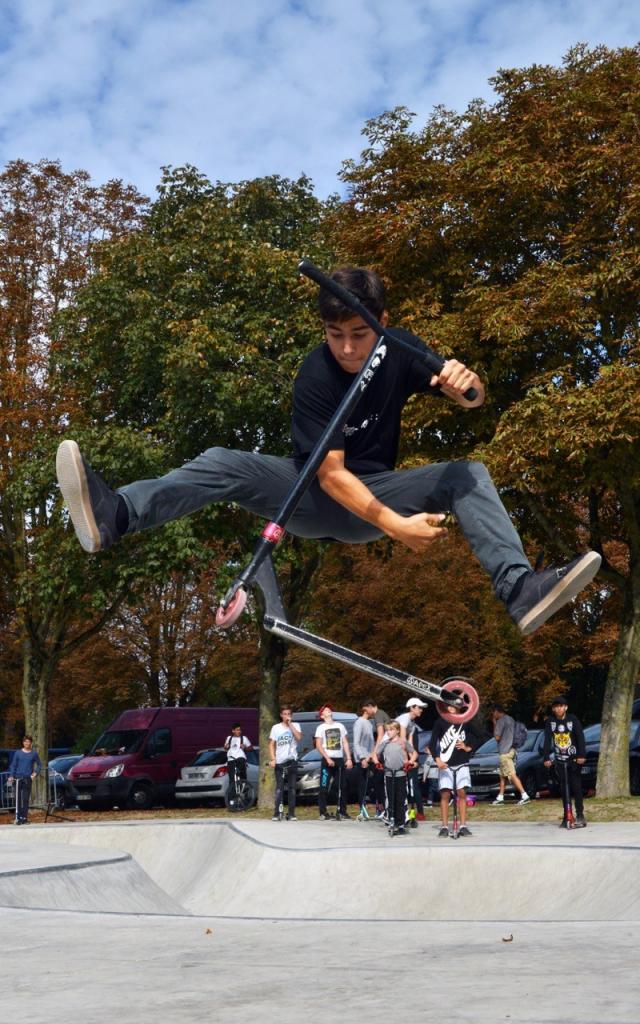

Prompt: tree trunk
[
  {"left": 21, "top": 634, "right": 57, "bottom": 808},
  {"left": 596, "top": 563, "right": 640, "bottom": 798},
  {"left": 256, "top": 626, "right": 286, "bottom": 813}
]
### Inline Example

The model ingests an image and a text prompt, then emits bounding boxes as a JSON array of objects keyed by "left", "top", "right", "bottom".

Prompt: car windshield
[
  {"left": 190, "top": 749, "right": 226, "bottom": 767},
  {"left": 301, "top": 749, "right": 321, "bottom": 763},
  {"left": 48, "top": 756, "right": 81, "bottom": 773},
  {"left": 583, "top": 722, "right": 638, "bottom": 744},
  {"left": 474, "top": 739, "right": 498, "bottom": 756},
  {"left": 90, "top": 730, "right": 146, "bottom": 756},
  {"left": 521, "top": 730, "right": 542, "bottom": 752}
]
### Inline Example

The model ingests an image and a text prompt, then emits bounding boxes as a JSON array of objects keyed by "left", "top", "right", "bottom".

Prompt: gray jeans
[{"left": 119, "top": 449, "right": 530, "bottom": 602}]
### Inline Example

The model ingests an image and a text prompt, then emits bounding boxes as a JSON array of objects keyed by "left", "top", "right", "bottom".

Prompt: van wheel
[{"left": 128, "top": 783, "right": 153, "bottom": 811}]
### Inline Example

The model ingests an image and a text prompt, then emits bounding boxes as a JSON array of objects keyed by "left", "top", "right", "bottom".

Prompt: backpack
[{"left": 512, "top": 721, "right": 528, "bottom": 749}]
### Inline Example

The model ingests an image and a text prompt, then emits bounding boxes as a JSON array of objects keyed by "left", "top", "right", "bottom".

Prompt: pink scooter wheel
[
  {"left": 436, "top": 677, "right": 480, "bottom": 724},
  {"left": 215, "top": 588, "right": 248, "bottom": 629}
]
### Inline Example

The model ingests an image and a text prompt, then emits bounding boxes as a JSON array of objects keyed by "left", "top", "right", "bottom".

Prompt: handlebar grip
[{"left": 299, "top": 259, "right": 478, "bottom": 403}]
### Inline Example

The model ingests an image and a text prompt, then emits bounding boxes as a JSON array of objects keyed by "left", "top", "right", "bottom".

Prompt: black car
[
  {"left": 295, "top": 749, "right": 363, "bottom": 804},
  {"left": 468, "top": 729, "right": 556, "bottom": 800},
  {"left": 580, "top": 720, "right": 640, "bottom": 795}
]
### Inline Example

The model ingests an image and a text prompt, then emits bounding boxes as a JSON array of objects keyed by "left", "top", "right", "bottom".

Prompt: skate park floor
[{"left": 1, "top": 817, "right": 639, "bottom": 1023}]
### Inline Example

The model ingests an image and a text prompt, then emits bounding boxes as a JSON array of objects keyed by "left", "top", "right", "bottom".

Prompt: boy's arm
[
  {"left": 317, "top": 451, "right": 448, "bottom": 553},
  {"left": 290, "top": 722, "right": 302, "bottom": 740}
]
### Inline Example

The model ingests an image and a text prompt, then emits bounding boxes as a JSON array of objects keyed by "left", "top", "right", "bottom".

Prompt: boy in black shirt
[
  {"left": 57, "top": 267, "right": 600, "bottom": 636},
  {"left": 542, "top": 698, "right": 587, "bottom": 827},
  {"left": 430, "top": 709, "right": 482, "bottom": 837}
]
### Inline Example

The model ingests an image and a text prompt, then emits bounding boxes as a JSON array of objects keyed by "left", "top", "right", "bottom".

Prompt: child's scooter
[{"left": 214, "top": 261, "right": 480, "bottom": 725}]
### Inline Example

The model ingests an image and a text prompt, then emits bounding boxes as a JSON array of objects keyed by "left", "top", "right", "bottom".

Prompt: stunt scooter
[{"left": 214, "top": 261, "right": 480, "bottom": 725}]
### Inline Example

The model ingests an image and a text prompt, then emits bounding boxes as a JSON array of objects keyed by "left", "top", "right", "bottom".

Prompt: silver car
[{"left": 175, "top": 747, "right": 259, "bottom": 808}]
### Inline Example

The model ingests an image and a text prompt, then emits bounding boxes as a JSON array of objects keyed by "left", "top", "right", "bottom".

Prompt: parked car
[
  {"left": 48, "top": 754, "right": 84, "bottom": 808},
  {"left": 468, "top": 729, "right": 556, "bottom": 800},
  {"left": 580, "top": 719, "right": 640, "bottom": 795},
  {"left": 295, "top": 748, "right": 363, "bottom": 804},
  {"left": 68, "top": 706, "right": 259, "bottom": 810},
  {"left": 175, "top": 748, "right": 260, "bottom": 806}
]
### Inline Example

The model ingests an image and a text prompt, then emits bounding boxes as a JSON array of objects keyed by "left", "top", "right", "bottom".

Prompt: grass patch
[{"left": 2, "top": 794, "right": 639, "bottom": 826}]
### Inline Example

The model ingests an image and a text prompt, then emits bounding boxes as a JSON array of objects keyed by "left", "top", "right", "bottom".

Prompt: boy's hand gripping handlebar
[{"left": 298, "top": 259, "right": 478, "bottom": 403}]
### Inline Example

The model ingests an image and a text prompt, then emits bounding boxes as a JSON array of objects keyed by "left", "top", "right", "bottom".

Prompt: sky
[{"left": 0, "top": 0, "right": 639, "bottom": 200}]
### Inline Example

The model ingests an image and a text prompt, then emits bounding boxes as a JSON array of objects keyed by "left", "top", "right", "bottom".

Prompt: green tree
[
  {"left": 334, "top": 44, "right": 639, "bottom": 794},
  {"left": 0, "top": 159, "right": 151, "bottom": 784},
  {"left": 56, "top": 167, "right": 335, "bottom": 808}
]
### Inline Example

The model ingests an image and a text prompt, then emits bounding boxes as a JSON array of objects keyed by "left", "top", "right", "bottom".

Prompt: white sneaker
[
  {"left": 491, "top": 796, "right": 504, "bottom": 805},
  {"left": 517, "top": 794, "right": 531, "bottom": 805}
]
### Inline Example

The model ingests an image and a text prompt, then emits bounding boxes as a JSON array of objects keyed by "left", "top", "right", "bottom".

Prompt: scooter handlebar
[{"left": 298, "top": 259, "right": 478, "bottom": 403}]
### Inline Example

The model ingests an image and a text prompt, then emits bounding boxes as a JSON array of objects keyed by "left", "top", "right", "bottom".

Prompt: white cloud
[{"left": 0, "top": 0, "right": 638, "bottom": 198}]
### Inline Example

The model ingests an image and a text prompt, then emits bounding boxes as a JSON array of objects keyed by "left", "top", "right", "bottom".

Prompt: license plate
[
  {"left": 188, "top": 772, "right": 205, "bottom": 779},
  {"left": 76, "top": 793, "right": 92, "bottom": 800}
]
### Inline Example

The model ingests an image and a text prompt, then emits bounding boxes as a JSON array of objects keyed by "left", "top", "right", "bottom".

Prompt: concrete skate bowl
[{"left": 2, "top": 820, "right": 640, "bottom": 920}]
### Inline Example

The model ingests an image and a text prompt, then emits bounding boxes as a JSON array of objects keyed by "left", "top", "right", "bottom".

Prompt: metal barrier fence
[{"left": 0, "top": 769, "right": 66, "bottom": 820}]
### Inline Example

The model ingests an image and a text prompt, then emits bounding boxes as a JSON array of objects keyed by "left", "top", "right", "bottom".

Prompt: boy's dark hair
[
  {"left": 23, "top": 734, "right": 33, "bottom": 742},
  {"left": 318, "top": 267, "right": 386, "bottom": 322},
  {"left": 231, "top": 722, "right": 241, "bottom": 730},
  {"left": 280, "top": 705, "right": 292, "bottom": 713},
  {"left": 492, "top": 705, "right": 507, "bottom": 714}
]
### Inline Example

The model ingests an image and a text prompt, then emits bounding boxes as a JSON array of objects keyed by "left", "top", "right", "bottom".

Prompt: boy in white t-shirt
[
  {"left": 315, "top": 705, "right": 353, "bottom": 819},
  {"left": 224, "top": 723, "right": 253, "bottom": 808},
  {"left": 269, "top": 706, "right": 302, "bottom": 821}
]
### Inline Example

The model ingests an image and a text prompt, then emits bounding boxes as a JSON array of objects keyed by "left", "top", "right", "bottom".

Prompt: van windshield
[{"left": 90, "top": 730, "right": 146, "bottom": 756}]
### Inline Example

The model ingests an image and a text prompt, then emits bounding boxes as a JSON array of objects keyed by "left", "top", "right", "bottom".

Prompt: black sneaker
[
  {"left": 438, "top": 826, "right": 450, "bottom": 837},
  {"left": 286, "top": 815, "right": 297, "bottom": 821},
  {"left": 458, "top": 826, "right": 473, "bottom": 837},
  {"left": 56, "top": 440, "right": 123, "bottom": 552},
  {"left": 393, "top": 826, "right": 406, "bottom": 836},
  {"left": 559, "top": 819, "right": 571, "bottom": 829},
  {"left": 506, "top": 552, "right": 602, "bottom": 636},
  {"left": 574, "top": 815, "right": 587, "bottom": 828},
  {"left": 319, "top": 813, "right": 331, "bottom": 820}
]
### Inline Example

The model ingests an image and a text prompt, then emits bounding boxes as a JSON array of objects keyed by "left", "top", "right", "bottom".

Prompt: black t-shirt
[
  {"left": 429, "top": 717, "right": 483, "bottom": 768},
  {"left": 542, "top": 714, "right": 586, "bottom": 762},
  {"left": 291, "top": 327, "right": 442, "bottom": 474}
]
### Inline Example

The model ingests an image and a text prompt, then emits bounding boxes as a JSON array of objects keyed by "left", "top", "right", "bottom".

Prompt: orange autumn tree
[
  {"left": 333, "top": 44, "right": 639, "bottom": 795},
  {"left": 0, "top": 160, "right": 147, "bottom": 771}
]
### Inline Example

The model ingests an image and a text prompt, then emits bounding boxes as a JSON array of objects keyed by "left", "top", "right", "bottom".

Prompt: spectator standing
[
  {"left": 8, "top": 736, "right": 41, "bottom": 824},
  {"left": 315, "top": 705, "right": 353, "bottom": 819},
  {"left": 269, "top": 706, "right": 302, "bottom": 821},
  {"left": 422, "top": 746, "right": 440, "bottom": 807},
  {"left": 491, "top": 706, "right": 530, "bottom": 805},
  {"left": 430, "top": 709, "right": 482, "bottom": 837},
  {"left": 374, "top": 720, "right": 417, "bottom": 836},
  {"left": 395, "top": 698, "right": 427, "bottom": 820},
  {"left": 353, "top": 700, "right": 377, "bottom": 812},
  {"left": 542, "top": 698, "right": 587, "bottom": 827},
  {"left": 224, "top": 724, "right": 253, "bottom": 808},
  {"left": 367, "top": 701, "right": 391, "bottom": 816}
]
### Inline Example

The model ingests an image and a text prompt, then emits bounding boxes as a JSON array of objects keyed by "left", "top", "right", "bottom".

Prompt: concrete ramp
[
  {"left": 2, "top": 820, "right": 640, "bottom": 920},
  {"left": 0, "top": 837, "right": 186, "bottom": 915}
]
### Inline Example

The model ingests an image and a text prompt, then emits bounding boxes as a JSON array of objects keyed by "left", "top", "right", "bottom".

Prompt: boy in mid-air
[{"left": 56, "top": 267, "right": 601, "bottom": 635}]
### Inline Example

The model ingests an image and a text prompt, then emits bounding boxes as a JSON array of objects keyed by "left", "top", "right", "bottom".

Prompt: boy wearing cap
[
  {"left": 542, "top": 698, "right": 587, "bottom": 827},
  {"left": 396, "top": 698, "right": 427, "bottom": 820},
  {"left": 315, "top": 705, "right": 353, "bottom": 819}
]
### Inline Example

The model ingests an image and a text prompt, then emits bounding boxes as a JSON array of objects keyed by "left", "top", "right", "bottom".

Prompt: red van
[{"left": 68, "top": 706, "right": 258, "bottom": 810}]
